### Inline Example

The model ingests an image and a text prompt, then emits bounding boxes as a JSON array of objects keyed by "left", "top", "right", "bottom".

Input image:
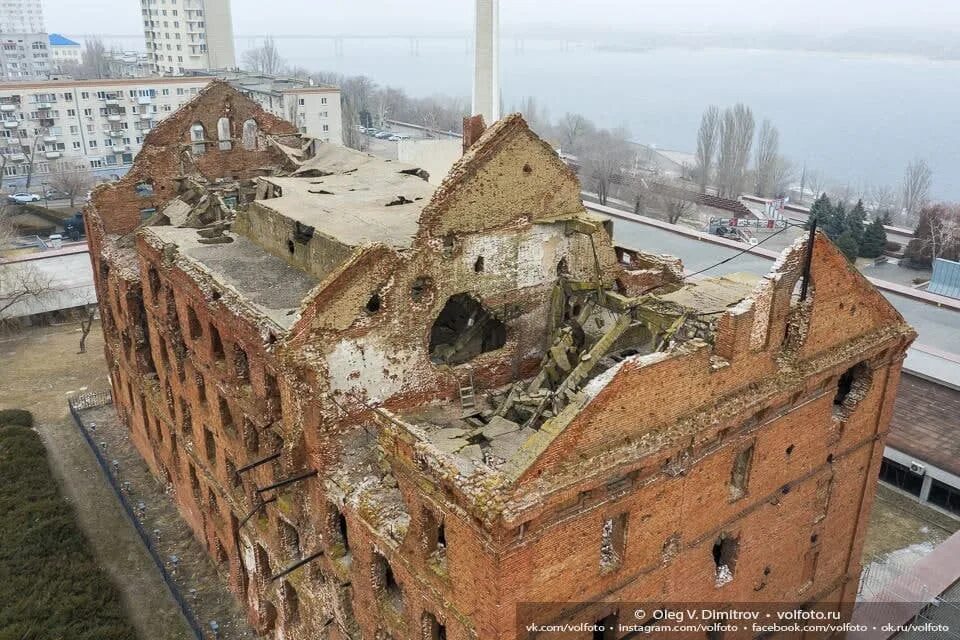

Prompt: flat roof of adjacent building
[
  {"left": 146, "top": 226, "right": 318, "bottom": 329},
  {"left": 258, "top": 148, "right": 435, "bottom": 250},
  {"left": 887, "top": 372, "right": 960, "bottom": 478}
]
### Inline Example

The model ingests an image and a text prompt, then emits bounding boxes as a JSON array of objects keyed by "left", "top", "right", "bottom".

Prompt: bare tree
[
  {"left": 805, "top": 170, "right": 827, "bottom": 202},
  {"left": 77, "top": 36, "right": 110, "bottom": 80},
  {"left": 770, "top": 156, "right": 794, "bottom": 198},
  {"left": 78, "top": 305, "right": 96, "bottom": 353},
  {"left": 716, "top": 104, "right": 754, "bottom": 198},
  {"left": 694, "top": 105, "right": 720, "bottom": 193},
  {"left": 242, "top": 36, "right": 286, "bottom": 76},
  {"left": 901, "top": 158, "right": 932, "bottom": 223},
  {"left": 23, "top": 133, "right": 42, "bottom": 191},
  {"left": 754, "top": 119, "right": 780, "bottom": 197},
  {"left": 867, "top": 183, "right": 897, "bottom": 219},
  {"left": 558, "top": 113, "right": 593, "bottom": 154},
  {"left": 581, "top": 128, "right": 630, "bottom": 206},
  {"left": 48, "top": 162, "right": 93, "bottom": 207},
  {"left": 921, "top": 205, "right": 960, "bottom": 263},
  {"left": 0, "top": 212, "right": 57, "bottom": 321},
  {"left": 656, "top": 181, "right": 698, "bottom": 224}
]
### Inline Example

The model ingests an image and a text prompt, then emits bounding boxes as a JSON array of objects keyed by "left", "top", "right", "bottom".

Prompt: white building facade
[
  {"left": 141, "top": 0, "right": 236, "bottom": 75},
  {"left": 0, "top": 76, "right": 212, "bottom": 191},
  {"left": 0, "top": 0, "right": 44, "bottom": 34},
  {"left": 192, "top": 71, "right": 343, "bottom": 145},
  {"left": 0, "top": 33, "right": 50, "bottom": 80},
  {"left": 48, "top": 34, "right": 81, "bottom": 72}
]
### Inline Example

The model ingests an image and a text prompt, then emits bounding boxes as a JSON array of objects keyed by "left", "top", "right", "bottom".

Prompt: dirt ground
[
  {"left": 862, "top": 483, "right": 959, "bottom": 563},
  {"left": 0, "top": 322, "right": 193, "bottom": 640}
]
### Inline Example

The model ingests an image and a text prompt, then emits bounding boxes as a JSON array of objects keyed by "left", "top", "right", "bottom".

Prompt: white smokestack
[{"left": 472, "top": 0, "right": 500, "bottom": 125}]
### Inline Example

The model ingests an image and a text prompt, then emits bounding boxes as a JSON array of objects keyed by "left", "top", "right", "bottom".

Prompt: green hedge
[
  {"left": 0, "top": 426, "right": 136, "bottom": 640},
  {"left": 0, "top": 409, "right": 33, "bottom": 428}
]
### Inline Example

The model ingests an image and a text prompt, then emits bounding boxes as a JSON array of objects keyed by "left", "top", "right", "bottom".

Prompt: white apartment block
[
  {"left": 141, "top": 0, "right": 236, "bottom": 75},
  {"left": 0, "top": 76, "right": 212, "bottom": 191},
  {"left": 207, "top": 72, "right": 343, "bottom": 145},
  {"left": 48, "top": 34, "right": 81, "bottom": 71},
  {"left": 0, "top": 33, "right": 49, "bottom": 79},
  {"left": 0, "top": 0, "right": 44, "bottom": 34}
]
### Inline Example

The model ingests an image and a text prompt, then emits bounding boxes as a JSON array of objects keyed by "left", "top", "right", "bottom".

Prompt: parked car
[
  {"left": 7, "top": 192, "right": 41, "bottom": 204},
  {"left": 375, "top": 131, "right": 396, "bottom": 139},
  {"left": 388, "top": 134, "right": 411, "bottom": 142},
  {"left": 43, "top": 188, "right": 69, "bottom": 200},
  {"left": 364, "top": 127, "right": 380, "bottom": 135}
]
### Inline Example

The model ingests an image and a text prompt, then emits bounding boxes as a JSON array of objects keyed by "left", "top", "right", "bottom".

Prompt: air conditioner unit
[{"left": 909, "top": 462, "right": 926, "bottom": 475}]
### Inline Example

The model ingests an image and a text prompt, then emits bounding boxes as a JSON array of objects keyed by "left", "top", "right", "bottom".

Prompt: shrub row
[{"left": 0, "top": 424, "right": 136, "bottom": 639}]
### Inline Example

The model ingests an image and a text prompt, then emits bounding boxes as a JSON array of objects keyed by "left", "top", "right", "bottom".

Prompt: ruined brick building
[{"left": 86, "top": 82, "right": 915, "bottom": 639}]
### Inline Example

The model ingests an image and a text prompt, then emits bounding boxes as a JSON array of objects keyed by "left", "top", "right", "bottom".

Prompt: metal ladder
[{"left": 459, "top": 370, "right": 478, "bottom": 417}]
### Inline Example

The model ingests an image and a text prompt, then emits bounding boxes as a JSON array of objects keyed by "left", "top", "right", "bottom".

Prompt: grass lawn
[{"left": 0, "top": 421, "right": 137, "bottom": 640}]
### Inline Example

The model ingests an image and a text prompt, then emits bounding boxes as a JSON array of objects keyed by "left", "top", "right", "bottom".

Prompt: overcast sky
[{"left": 42, "top": 0, "right": 960, "bottom": 39}]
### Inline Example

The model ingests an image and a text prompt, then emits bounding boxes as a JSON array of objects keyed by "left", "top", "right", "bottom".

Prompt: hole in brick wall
[
  {"left": 210, "top": 324, "right": 225, "bottom": 360},
  {"left": 810, "top": 533, "right": 819, "bottom": 544},
  {"left": 242, "top": 417, "right": 259, "bottom": 454},
  {"left": 219, "top": 395, "right": 235, "bottom": 437},
  {"left": 474, "top": 256, "right": 485, "bottom": 273},
  {"left": 281, "top": 581, "right": 299, "bottom": 624},
  {"left": 411, "top": 276, "right": 432, "bottom": 302},
  {"left": 207, "top": 487, "right": 218, "bottom": 513},
  {"left": 556, "top": 257, "right": 569, "bottom": 276},
  {"left": 204, "top": 425, "right": 216, "bottom": 464},
  {"left": 189, "top": 462, "right": 201, "bottom": 501},
  {"left": 190, "top": 122, "right": 206, "bottom": 154},
  {"left": 196, "top": 372, "right": 207, "bottom": 404},
  {"left": 286, "top": 239, "right": 295, "bottom": 255},
  {"left": 226, "top": 458, "right": 240, "bottom": 488},
  {"left": 429, "top": 294, "right": 506, "bottom": 365},
  {"left": 147, "top": 266, "right": 160, "bottom": 299},
  {"left": 135, "top": 181, "right": 154, "bottom": 197},
  {"left": 522, "top": 162, "right": 532, "bottom": 174},
  {"left": 242, "top": 118, "right": 258, "bottom": 150},
  {"left": 423, "top": 612, "right": 447, "bottom": 640},
  {"left": 255, "top": 543, "right": 271, "bottom": 583},
  {"left": 233, "top": 344, "right": 249, "bottom": 381},
  {"left": 834, "top": 362, "right": 871, "bottom": 417},
  {"left": 372, "top": 553, "right": 403, "bottom": 610},
  {"left": 594, "top": 614, "right": 618, "bottom": 640},
  {"left": 712, "top": 533, "right": 739, "bottom": 586},
  {"left": 826, "top": 454, "right": 834, "bottom": 464},
  {"left": 729, "top": 444, "right": 754, "bottom": 501},
  {"left": 599, "top": 513, "right": 627, "bottom": 573},
  {"left": 211, "top": 289, "right": 221, "bottom": 301},
  {"left": 277, "top": 517, "right": 301, "bottom": 559},
  {"left": 442, "top": 235, "right": 455, "bottom": 257},
  {"left": 186, "top": 305, "right": 202, "bottom": 340},
  {"left": 365, "top": 293, "right": 381, "bottom": 314},
  {"left": 328, "top": 506, "right": 351, "bottom": 560},
  {"left": 217, "top": 116, "right": 232, "bottom": 151},
  {"left": 786, "top": 444, "right": 795, "bottom": 456}
]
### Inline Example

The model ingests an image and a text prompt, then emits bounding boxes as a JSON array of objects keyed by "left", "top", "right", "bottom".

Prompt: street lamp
[{"left": 41, "top": 181, "right": 48, "bottom": 207}]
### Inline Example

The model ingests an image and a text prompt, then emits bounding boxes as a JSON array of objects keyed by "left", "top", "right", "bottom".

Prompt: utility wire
[{"left": 682, "top": 222, "right": 804, "bottom": 281}]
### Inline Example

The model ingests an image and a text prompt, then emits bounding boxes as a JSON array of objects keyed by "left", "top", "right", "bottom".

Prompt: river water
[{"left": 102, "top": 35, "right": 960, "bottom": 199}]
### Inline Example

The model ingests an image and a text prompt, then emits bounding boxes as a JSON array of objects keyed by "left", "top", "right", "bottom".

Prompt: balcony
[
  {"left": 44, "top": 151, "right": 61, "bottom": 159},
  {"left": 139, "top": 112, "right": 153, "bottom": 120},
  {"left": 109, "top": 130, "right": 124, "bottom": 137},
  {"left": 104, "top": 98, "right": 121, "bottom": 106},
  {"left": 42, "top": 134, "right": 57, "bottom": 143},
  {"left": 8, "top": 152, "right": 25, "bottom": 162},
  {"left": 107, "top": 114, "right": 122, "bottom": 122},
  {"left": 0, "top": 104, "right": 17, "bottom": 112},
  {"left": 3, "top": 120, "right": 19, "bottom": 128},
  {"left": 137, "top": 96, "right": 152, "bottom": 105},
  {"left": 34, "top": 102, "right": 52, "bottom": 110}
]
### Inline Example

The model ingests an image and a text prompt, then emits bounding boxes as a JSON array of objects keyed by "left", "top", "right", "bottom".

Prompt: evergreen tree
[
  {"left": 835, "top": 230, "right": 860, "bottom": 262},
  {"left": 847, "top": 199, "right": 867, "bottom": 245},
  {"left": 806, "top": 193, "right": 832, "bottom": 231},
  {"left": 824, "top": 201, "right": 847, "bottom": 240},
  {"left": 860, "top": 217, "right": 887, "bottom": 258}
]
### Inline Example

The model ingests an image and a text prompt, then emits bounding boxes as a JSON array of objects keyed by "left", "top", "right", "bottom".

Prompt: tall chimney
[{"left": 472, "top": 0, "right": 500, "bottom": 127}]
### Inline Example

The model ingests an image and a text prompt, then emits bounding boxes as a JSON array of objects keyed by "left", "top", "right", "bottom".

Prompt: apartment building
[
  {"left": 190, "top": 70, "right": 342, "bottom": 145},
  {"left": 0, "top": 76, "right": 211, "bottom": 192},
  {"left": 48, "top": 33, "right": 81, "bottom": 71},
  {"left": 0, "top": 32, "right": 50, "bottom": 80},
  {"left": 0, "top": 0, "right": 44, "bottom": 34},
  {"left": 141, "top": 0, "right": 236, "bottom": 75}
]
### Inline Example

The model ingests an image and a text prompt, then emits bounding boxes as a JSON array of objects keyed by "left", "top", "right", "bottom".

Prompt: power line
[{"left": 682, "top": 222, "right": 803, "bottom": 281}]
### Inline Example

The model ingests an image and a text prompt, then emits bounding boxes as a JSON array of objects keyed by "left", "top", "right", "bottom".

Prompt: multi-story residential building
[
  {"left": 86, "top": 81, "right": 916, "bottom": 640},
  {"left": 105, "top": 51, "right": 154, "bottom": 79},
  {"left": 0, "top": 0, "right": 44, "bottom": 34},
  {"left": 0, "top": 76, "right": 212, "bottom": 191},
  {"left": 48, "top": 33, "right": 81, "bottom": 71},
  {"left": 141, "top": 0, "right": 236, "bottom": 75},
  {"left": 0, "top": 33, "right": 50, "bottom": 80},
  {"left": 0, "top": 74, "right": 343, "bottom": 192},
  {"left": 189, "top": 70, "right": 342, "bottom": 145}
]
